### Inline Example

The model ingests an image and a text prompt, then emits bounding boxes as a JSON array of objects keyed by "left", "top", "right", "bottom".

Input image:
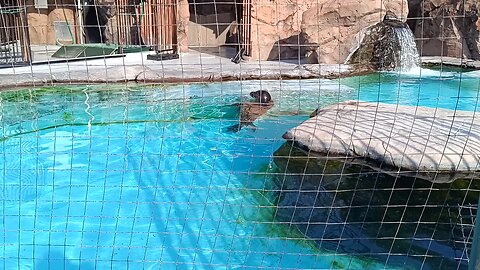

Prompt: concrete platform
[
  {"left": 283, "top": 101, "right": 480, "bottom": 183},
  {"left": 0, "top": 51, "right": 355, "bottom": 89}
]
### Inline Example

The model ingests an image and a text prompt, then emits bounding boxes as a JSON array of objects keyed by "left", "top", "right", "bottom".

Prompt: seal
[
  {"left": 250, "top": 90, "right": 272, "bottom": 104},
  {"left": 226, "top": 90, "right": 274, "bottom": 132}
]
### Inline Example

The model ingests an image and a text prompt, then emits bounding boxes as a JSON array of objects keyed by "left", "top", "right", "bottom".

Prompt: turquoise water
[
  {"left": 340, "top": 67, "right": 480, "bottom": 111},
  {"left": 0, "top": 69, "right": 479, "bottom": 269}
]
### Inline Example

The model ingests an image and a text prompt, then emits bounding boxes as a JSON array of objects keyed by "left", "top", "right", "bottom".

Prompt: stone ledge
[
  {"left": 421, "top": 56, "right": 480, "bottom": 69},
  {"left": 283, "top": 101, "right": 480, "bottom": 183},
  {"left": 0, "top": 54, "right": 362, "bottom": 89}
]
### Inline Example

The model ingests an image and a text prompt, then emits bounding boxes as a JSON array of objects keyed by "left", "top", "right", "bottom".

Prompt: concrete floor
[
  {"left": 30, "top": 45, "right": 61, "bottom": 62},
  {"left": 3, "top": 46, "right": 477, "bottom": 88},
  {"left": 0, "top": 49, "right": 353, "bottom": 88}
]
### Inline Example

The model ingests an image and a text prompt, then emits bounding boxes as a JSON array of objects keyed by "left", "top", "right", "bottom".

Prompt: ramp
[{"left": 52, "top": 44, "right": 119, "bottom": 59}]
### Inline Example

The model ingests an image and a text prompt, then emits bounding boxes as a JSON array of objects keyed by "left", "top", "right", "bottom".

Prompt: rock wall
[
  {"left": 302, "top": 0, "right": 409, "bottom": 64},
  {"left": 249, "top": 0, "right": 312, "bottom": 61},
  {"left": 250, "top": 0, "right": 408, "bottom": 63},
  {"left": 177, "top": 0, "right": 190, "bottom": 52},
  {"left": 408, "top": 0, "right": 480, "bottom": 60}
]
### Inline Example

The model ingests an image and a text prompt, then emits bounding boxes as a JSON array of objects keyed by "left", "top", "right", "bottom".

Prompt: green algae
[
  {"left": 62, "top": 112, "right": 74, "bottom": 122},
  {"left": 269, "top": 141, "right": 477, "bottom": 269}
]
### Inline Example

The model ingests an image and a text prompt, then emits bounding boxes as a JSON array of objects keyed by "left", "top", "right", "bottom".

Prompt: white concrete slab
[
  {"left": 283, "top": 101, "right": 480, "bottom": 183},
  {"left": 0, "top": 51, "right": 356, "bottom": 88}
]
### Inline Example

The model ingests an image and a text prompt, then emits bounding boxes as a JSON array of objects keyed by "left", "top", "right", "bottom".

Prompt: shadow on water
[
  {"left": 35, "top": 251, "right": 94, "bottom": 270},
  {"left": 128, "top": 147, "right": 215, "bottom": 266},
  {"left": 270, "top": 142, "right": 479, "bottom": 270}
]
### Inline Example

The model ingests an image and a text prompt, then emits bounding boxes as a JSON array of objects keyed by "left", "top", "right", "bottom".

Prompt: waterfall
[
  {"left": 347, "top": 13, "right": 421, "bottom": 72},
  {"left": 394, "top": 27, "right": 419, "bottom": 71}
]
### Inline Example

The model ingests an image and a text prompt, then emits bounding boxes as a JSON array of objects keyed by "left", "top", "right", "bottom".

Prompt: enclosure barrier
[{"left": 0, "top": 0, "right": 480, "bottom": 269}]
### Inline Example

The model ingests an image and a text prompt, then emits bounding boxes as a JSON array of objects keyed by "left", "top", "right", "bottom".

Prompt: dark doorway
[
  {"left": 187, "top": 0, "right": 243, "bottom": 57},
  {"left": 83, "top": 1, "right": 107, "bottom": 43}
]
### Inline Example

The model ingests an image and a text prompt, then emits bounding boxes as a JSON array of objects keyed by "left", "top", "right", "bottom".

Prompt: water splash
[
  {"left": 347, "top": 18, "right": 420, "bottom": 72},
  {"left": 394, "top": 27, "right": 420, "bottom": 71}
]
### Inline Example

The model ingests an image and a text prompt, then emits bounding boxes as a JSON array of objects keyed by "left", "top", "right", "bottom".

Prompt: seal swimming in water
[{"left": 226, "top": 90, "right": 274, "bottom": 132}]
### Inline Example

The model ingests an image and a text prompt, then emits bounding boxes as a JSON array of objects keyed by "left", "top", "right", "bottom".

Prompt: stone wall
[{"left": 408, "top": 0, "right": 480, "bottom": 60}]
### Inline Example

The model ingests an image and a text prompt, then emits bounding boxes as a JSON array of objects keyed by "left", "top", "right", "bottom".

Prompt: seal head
[{"left": 250, "top": 90, "right": 272, "bottom": 104}]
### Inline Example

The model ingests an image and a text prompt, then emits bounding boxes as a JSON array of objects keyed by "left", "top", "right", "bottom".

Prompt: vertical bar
[
  {"left": 0, "top": 10, "right": 5, "bottom": 63},
  {"left": 153, "top": 0, "right": 157, "bottom": 50},
  {"left": 22, "top": 3, "right": 32, "bottom": 63},
  {"left": 143, "top": 0, "right": 148, "bottom": 45},
  {"left": 241, "top": 0, "right": 251, "bottom": 56},
  {"left": 159, "top": 0, "right": 165, "bottom": 51},
  {"left": 117, "top": 0, "right": 122, "bottom": 44},
  {"left": 168, "top": 0, "right": 171, "bottom": 51},
  {"left": 171, "top": 0, "right": 177, "bottom": 53},
  {"left": 148, "top": 0, "right": 152, "bottom": 45},
  {"left": 247, "top": 0, "right": 251, "bottom": 55},
  {"left": 14, "top": 12, "right": 20, "bottom": 62},
  {"left": 143, "top": 0, "right": 147, "bottom": 45},
  {"left": 162, "top": 0, "right": 166, "bottom": 51},
  {"left": 76, "top": 0, "right": 84, "bottom": 43},
  {"left": 167, "top": 0, "right": 171, "bottom": 51},
  {"left": 161, "top": 0, "right": 164, "bottom": 51},
  {"left": 116, "top": 1, "right": 120, "bottom": 43},
  {"left": 8, "top": 13, "right": 12, "bottom": 63}
]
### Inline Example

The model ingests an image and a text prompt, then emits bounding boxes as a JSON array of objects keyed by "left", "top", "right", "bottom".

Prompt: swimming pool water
[
  {"left": 340, "top": 67, "right": 480, "bottom": 111},
  {"left": 0, "top": 81, "right": 380, "bottom": 270},
  {"left": 1, "top": 69, "right": 479, "bottom": 269}
]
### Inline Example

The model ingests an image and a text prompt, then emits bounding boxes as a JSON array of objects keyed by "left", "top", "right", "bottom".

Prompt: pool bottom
[
  {"left": 272, "top": 142, "right": 474, "bottom": 270},
  {"left": 1, "top": 78, "right": 479, "bottom": 269},
  {"left": 2, "top": 114, "right": 415, "bottom": 270}
]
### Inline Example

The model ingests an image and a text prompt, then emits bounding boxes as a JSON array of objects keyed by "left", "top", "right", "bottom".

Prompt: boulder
[
  {"left": 347, "top": 12, "right": 419, "bottom": 71},
  {"left": 408, "top": 0, "right": 480, "bottom": 60},
  {"left": 283, "top": 101, "right": 480, "bottom": 183},
  {"left": 300, "top": 0, "right": 409, "bottom": 64}
]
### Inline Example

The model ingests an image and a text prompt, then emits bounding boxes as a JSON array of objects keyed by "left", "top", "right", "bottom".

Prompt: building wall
[
  {"left": 26, "top": 0, "right": 78, "bottom": 45},
  {"left": 188, "top": 13, "right": 235, "bottom": 48}
]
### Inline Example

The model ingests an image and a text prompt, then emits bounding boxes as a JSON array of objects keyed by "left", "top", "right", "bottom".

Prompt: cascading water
[
  {"left": 347, "top": 12, "right": 420, "bottom": 72},
  {"left": 393, "top": 27, "right": 420, "bottom": 71}
]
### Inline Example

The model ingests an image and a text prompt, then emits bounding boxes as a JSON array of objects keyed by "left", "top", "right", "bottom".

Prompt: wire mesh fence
[{"left": 0, "top": 0, "right": 480, "bottom": 269}]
